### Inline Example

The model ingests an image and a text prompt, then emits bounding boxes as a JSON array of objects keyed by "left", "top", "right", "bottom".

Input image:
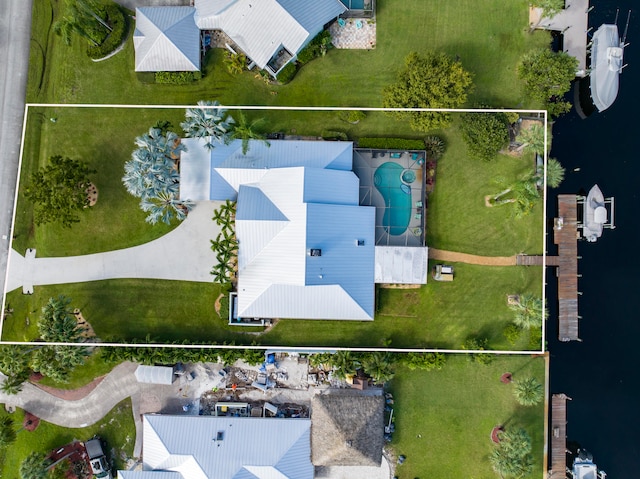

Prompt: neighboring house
[
  {"left": 117, "top": 415, "right": 313, "bottom": 479},
  {"left": 134, "top": 7, "right": 201, "bottom": 72},
  {"left": 311, "top": 393, "right": 385, "bottom": 467},
  {"left": 133, "top": 0, "right": 347, "bottom": 76}
]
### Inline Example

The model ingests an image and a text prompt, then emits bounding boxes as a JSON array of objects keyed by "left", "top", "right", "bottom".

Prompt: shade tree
[{"left": 460, "top": 110, "right": 510, "bottom": 161}]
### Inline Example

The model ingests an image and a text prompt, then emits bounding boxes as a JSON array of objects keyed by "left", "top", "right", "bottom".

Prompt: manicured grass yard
[
  {"left": 0, "top": 400, "right": 135, "bottom": 476},
  {"left": 390, "top": 354, "right": 546, "bottom": 479}
]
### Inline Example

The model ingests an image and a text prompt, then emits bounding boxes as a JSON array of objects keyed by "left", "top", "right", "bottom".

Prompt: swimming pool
[{"left": 373, "top": 162, "right": 412, "bottom": 236}]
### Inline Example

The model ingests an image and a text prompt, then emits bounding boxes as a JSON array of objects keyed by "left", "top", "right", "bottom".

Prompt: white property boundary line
[{"left": 1, "top": 104, "right": 548, "bottom": 355}]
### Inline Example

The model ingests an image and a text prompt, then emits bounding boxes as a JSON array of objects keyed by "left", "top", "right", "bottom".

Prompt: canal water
[{"left": 547, "top": 1, "right": 638, "bottom": 476}]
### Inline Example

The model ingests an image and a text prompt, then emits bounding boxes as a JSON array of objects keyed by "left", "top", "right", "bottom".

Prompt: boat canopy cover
[
  {"left": 594, "top": 206, "right": 608, "bottom": 224},
  {"left": 590, "top": 24, "right": 623, "bottom": 112}
]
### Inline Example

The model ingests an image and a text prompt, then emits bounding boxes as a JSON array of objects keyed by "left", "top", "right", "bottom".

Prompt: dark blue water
[{"left": 548, "top": 2, "right": 639, "bottom": 476}]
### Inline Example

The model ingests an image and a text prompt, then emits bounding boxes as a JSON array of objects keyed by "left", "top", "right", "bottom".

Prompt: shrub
[
  {"left": 297, "top": 30, "right": 333, "bottom": 64},
  {"left": 504, "top": 323, "right": 521, "bottom": 345},
  {"left": 86, "top": 3, "right": 127, "bottom": 60},
  {"left": 424, "top": 135, "right": 446, "bottom": 159},
  {"left": 155, "top": 71, "right": 202, "bottom": 84},
  {"left": 321, "top": 130, "right": 348, "bottom": 141},
  {"left": 339, "top": 110, "right": 366, "bottom": 124},
  {"left": 461, "top": 337, "right": 496, "bottom": 364},
  {"left": 277, "top": 62, "right": 297, "bottom": 84},
  {"left": 357, "top": 137, "right": 425, "bottom": 150}
]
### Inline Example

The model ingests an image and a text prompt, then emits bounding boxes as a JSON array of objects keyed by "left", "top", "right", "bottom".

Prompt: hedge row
[
  {"left": 86, "top": 3, "right": 127, "bottom": 60},
  {"left": 357, "top": 137, "right": 426, "bottom": 150},
  {"left": 276, "top": 62, "right": 297, "bottom": 84},
  {"left": 155, "top": 71, "right": 202, "bottom": 84}
]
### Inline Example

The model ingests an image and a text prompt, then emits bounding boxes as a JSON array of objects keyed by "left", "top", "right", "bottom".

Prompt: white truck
[{"left": 85, "top": 437, "right": 113, "bottom": 479}]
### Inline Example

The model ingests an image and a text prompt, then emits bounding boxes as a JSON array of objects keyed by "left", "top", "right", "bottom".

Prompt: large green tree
[
  {"left": 30, "top": 346, "right": 88, "bottom": 383},
  {"left": 490, "top": 427, "right": 534, "bottom": 479},
  {"left": 460, "top": 110, "right": 510, "bottom": 161},
  {"left": 53, "top": 0, "right": 112, "bottom": 47},
  {"left": 517, "top": 49, "right": 577, "bottom": 115},
  {"left": 25, "top": 155, "right": 96, "bottom": 228},
  {"left": 509, "top": 293, "right": 547, "bottom": 329},
  {"left": 532, "top": 0, "right": 565, "bottom": 18},
  {"left": 383, "top": 51, "right": 473, "bottom": 131},
  {"left": 38, "top": 295, "right": 81, "bottom": 342}
]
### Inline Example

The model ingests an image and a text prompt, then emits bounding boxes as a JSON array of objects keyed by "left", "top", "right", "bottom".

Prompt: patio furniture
[
  {"left": 338, "top": 18, "right": 346, "bottom": 27},
  {"left": 356, "top": 20, "right": 363, "bottom": 29},
  {"left": 390, "top": 152, "right": 402, "bottom": 158},
  {"left": 416, "top": 201, "right": 423, "bottom": 208},
  {"left": 415, "top": 212, "right": 422, "bottom": 220}
]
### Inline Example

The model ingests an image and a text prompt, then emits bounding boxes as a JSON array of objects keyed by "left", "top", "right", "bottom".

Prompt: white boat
[
  {"left": 578, "top": 185, "right": 615, "bottom": 242},
  {"left": 571, "top": 449, "right": 607, "bottom": 479},
  {"left": 589, "top": 12, "right": 631, "bottom": 112}
]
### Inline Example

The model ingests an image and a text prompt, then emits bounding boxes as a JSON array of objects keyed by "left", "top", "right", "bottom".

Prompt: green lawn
[
  {"left": 28, "top": 0, "right": 550, "bottom": 107},
  {"left": 0, "top": 400, "right": 135, "bottom": 477},
  {"left": 389, "top": 354, "right": 546, "bottom": 479}
]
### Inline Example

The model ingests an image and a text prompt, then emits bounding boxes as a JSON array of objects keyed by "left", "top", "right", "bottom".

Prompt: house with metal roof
[
  {"left": 133, "top": 0, "right": 346, "bottom": 75},
  {"left": 134, "top": 7, "right": 201, "bottom": 72},
  {"left": 117, "top": 415, "right": 313, "bottom": 479}
]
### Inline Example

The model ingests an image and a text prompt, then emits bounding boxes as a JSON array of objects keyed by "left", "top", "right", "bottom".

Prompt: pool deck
[{"left": 353, "top": 149, "right": 426, "bottom": 247}]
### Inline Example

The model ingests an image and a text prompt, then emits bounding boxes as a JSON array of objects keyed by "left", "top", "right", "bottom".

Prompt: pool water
[
  {"left": 373, "top": 162, "right": 412, "bottom": 236},
  {"left": 340, "top": 0, "right": 366, "bottom": 9}
]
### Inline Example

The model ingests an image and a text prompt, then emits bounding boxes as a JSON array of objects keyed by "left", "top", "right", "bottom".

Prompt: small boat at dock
[{"left": 577, "top": 185, "right": 615, "bottom": 242}]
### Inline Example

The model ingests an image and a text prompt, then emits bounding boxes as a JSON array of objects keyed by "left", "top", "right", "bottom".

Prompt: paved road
[
  {"left": 6, "top": 201, "right": 221, "bottom": 293},
  {"left": 0, "top": 0, "right": 33, "bottom": 308}
]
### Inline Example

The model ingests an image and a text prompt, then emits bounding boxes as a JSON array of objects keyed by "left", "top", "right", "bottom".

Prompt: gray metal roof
[
  {"left": 194, "top": 0, "right": 346, "bottom": 69},
  {"left": 134, "top": 7, "right": 200, "bottom": 72},
  {"left": 374, "top": 246, "right": 428, "bottom": 284},
  {"left": 179, "top": 139, "right": 354, "bottom": 202},
  {"left": 122, "top": 415, "right": 313, "bottom": 479},
  {"left": 236, "top": 167, "right": 375, "bottom": 320}
]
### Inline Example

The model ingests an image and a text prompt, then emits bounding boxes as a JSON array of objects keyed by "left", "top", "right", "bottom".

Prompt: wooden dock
[
  {"left": 550, "top": 393, "right": 571, "bottom": 479},
  {"left": 554, "top": 195, "right": 580, "bottom": 341},
  {"left": 516, "top": 254, "right": 560, "bottom": 266}
]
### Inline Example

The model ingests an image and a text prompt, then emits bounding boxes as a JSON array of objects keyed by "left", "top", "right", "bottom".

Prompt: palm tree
[
  {"left": 360, "top": 352, "right": 395, "bottom": 384},
  {"left": 39, "top": 295, "right": 79, "bottom": 343},
  {"left": 140, "top": 192, "right": 194, "bottom": 225},
  {"left": 424, "top": 135, "right": 445, "bottom": 160},
  {"left": 181, "top": 101, "right": 235, "bottom": 151},
  {"left": 490, "top": 427, "right": 533, "bottom": 478},
  {"left": 542, "top": 157, "right": 565, "bottom": 189},
  {"left": 228, "top": 112, "right": 270, "bottom": 155},
  {"left": 516, "top": 123, "right": 547, "bottom": 155},
  {"left": 509, "top": 294, "right": 547, "bottom": 329},
  {"left": 20, "top": 452, "right": 51, "bottom": 479},
  {"left": 224, "top": 52, "right": 247, "bottom": 75},
  {"left": 513, "top": 377, "right": 544, "bottom": 406},
  {"left": 0, "top": 416, "right": 17, "bottom": 449},
  {"left": 211, "top": 262, "right": 232, "bottom": 285},
  {"left": 329, "top": 351, "right": 360, "bottom": 379}
]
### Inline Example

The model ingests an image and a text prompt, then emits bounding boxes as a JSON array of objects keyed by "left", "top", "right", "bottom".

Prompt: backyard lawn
[
  {"left": 390, "top": 354, "right": 546, "bottom": 479},
  {"left": 0, "top": 399, "right": 135, "bottom": 476}
]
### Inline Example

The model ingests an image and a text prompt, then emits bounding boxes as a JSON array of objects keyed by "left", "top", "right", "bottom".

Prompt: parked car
[{"left": 85, "top": 437, "right": 112, "bottom": 479}]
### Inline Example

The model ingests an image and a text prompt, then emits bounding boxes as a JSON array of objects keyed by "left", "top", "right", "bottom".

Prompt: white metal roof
[
  {"left": 374, "top": 246, "right": 428, "bottom": 284},
  {"left": 119, "top": 473, "right": 182, "bottom": 479},
  {"left": 134, "top": 365, "right": 174, "bottom": 385},
  {"left": 194, "top": 0, "right": 346, "bottom": 69},
  {"left": 134, "top": 7, "right": 200, "bottom": 72},
  {"left": 120, "top": 415, "right": 313, "bottom": 479},
  {"left": 179, "top": 139, "right": 354, "bottom": 201},
  {"left": 236, "top": 167, "right": 375, "bottom": 320}
]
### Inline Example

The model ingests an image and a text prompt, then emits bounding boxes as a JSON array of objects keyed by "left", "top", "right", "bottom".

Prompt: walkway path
[
  {"left": 6, "top": 201, "right": 222, "bottom": 293},
  {"left": 428, "top": 248, "right": 518, "bottom": 266}
]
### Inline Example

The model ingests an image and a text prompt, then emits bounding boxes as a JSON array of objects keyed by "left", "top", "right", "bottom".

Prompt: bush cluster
[
  {"left": 322, "top": 130, "right": 348, "bottom": 141},
  {"left": 155, "top": 71, "right": 202, "bottom": 84},
  {"left": 86, "top": 3, "right": 127, "bottom": 60},
  {"left": 357, "top": 137, "right": 426, "bottom": 150},
  {"left": 276, "top": 62, "right": 297, "bottom": 84},
  {"left": 296, "top": 30, "right": 333, "bottom": 64}
]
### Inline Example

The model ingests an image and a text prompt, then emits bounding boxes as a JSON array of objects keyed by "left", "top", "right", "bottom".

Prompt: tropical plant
[
  {"left": 490, "top": 427, "right": 534, "bottom": 478},
  {"left": 402, "top": 352, "right": 447, "bottom": 371},
  {"left": 228, "top": 112, "right": 270, "bottom": 155},
  {"left": 20, "top": 452, "right": 51, "bottom": 479},
  {"left": 509, "top": 293, "right": 547, "bottom": 329},
  {"left": 0, "top": 416, "right": 17, "bottom": 449},
  {"left": 224, "top": 52, "right": 247, "bottom": 75},
  {"left": 513, "top": 377, "right": 544, "bottom": 406},
  {"left": 1, "top": 373, "right": 29, "bottom": 395},
  {"left": 181, "top": 100, "right": 235, "bottom": 151},
  {"left": 460, "top": 110, "right": 510, "bottom": 161},
  {"left": 489, "top": 172, "right": 540, "bottom": 218},
  {"left": 516, "top": 123, "right": 547, "bottom": 155},
  {"left": 38, "top": 295, "right": 80, "bottom": 342},
  {"left": 329, "top": 351, "right": 361, "bottom": 379},
  {"left": 360, "top": 352, "right": 395, "bottom": 383},
  {"left": 30, "top": 345, "right": 88, "bottom": 383},
  {"left": 338, "top": 110, "right": 366, "bottom": 124},
  {"left": 542, "top": 158, "right": 565, "bottom": 188},
  {"left": 532, "top": 0, "right": 565, "bottom": 18},
  {"left": 424, "top": 135, "right": 446, "bottom": 160},
  {"left": 461, "top": 337, "right": 495, "bottom": 364},
  {"left": 383, "top": 51, "right": 473, "bottom": 131},
  {"left": 140, "top": 191, "right": 194, "bottom": 225},
  {"left": 308, "top": 353, "right": 332, "bottom": 369},
  {"left": 24, "top": 155, "right": 96, "bottom": 227}
]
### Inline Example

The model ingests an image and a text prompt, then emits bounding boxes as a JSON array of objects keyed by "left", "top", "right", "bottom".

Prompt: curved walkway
[
  {"left": 6, "top": 201, "right": 222, "bottom": 293},
  {"left": 428, "top": 248, "right": 518, "bottom": 266}
]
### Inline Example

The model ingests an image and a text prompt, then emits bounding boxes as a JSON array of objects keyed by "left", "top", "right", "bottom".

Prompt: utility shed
[
  {"left": 134, "top": 365, "right": 174, "bottom": 385},
  {"left": 374, "top": 246, "right": 428, "bottom": 284}
]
